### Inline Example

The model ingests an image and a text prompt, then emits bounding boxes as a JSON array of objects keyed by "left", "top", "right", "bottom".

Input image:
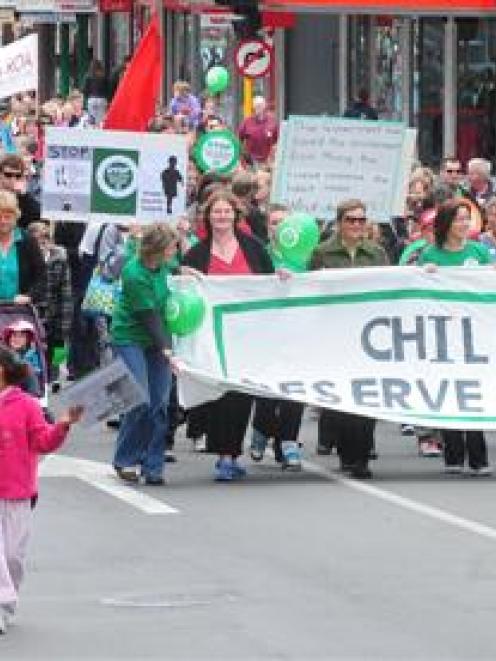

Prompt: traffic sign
[{"left": 234, "top": 38, "right": 272, "bottom": 79}]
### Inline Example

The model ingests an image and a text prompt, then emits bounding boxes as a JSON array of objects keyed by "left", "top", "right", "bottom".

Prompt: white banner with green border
[
  {"left": 42, "top": 127, "right": 188, "bottom": 224},
  {"left": 176, "top": 267, "right": 496, "bottom": 429}
]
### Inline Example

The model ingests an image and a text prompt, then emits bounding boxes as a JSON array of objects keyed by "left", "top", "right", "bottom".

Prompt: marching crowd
[{"left": 1, "top": 77, "right": 496, "bottom": 633}]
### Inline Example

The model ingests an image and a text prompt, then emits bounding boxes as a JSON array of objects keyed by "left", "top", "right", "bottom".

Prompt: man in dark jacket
[
  {"left": 344, "top": 89, "right": 379, "bottom": 121},
  {"left": 0, "top": 154, "right": 40, "bottom": 230}
]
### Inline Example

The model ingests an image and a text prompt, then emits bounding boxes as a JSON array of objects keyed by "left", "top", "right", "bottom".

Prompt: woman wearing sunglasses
[{"left": 310, "top": 199, "right": 388, "bottom": 478}]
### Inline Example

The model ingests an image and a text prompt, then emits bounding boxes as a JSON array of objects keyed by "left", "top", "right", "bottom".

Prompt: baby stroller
[{"left": 0, "top": 302, "right": 49, "bottom": 410}]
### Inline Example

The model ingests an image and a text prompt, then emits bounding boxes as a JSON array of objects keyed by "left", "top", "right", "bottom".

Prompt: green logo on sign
[
  {"left": 194, "top": 130, "right": 240, "bottom": 175},
  {"left": 91, "top": 148, "right": 139, "bottom": 216}
]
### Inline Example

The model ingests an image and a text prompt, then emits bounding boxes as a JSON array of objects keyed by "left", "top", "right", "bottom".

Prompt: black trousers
[
  {"left": 252, "top": 397, "right": 304, "bottom": 442},
  {"left": 441, "top": 430, "right": 488, "bottom": 469},
  {"left": 206, "top": 392, "right": 253, "bottom": 457},
  {"left": 319, "top": 410, "right": 375, "bottom": 466},
  {"left": 186, "top": 403, "right": 210, "bottom": 440}
]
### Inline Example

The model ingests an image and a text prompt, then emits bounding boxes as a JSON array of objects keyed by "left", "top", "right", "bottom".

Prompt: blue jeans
[{"left": 113, "top": 344, "right": 172, "bottom": 479}]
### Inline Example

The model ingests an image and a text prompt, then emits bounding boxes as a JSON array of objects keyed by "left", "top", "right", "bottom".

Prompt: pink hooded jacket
[{"left": 0, "top": 387, "right": 69, "bottom": 500}]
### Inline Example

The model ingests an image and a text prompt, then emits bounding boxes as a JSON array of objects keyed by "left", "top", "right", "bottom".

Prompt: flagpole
[{"left": 156, "top": 0, "right": 165, "bottom": 109}]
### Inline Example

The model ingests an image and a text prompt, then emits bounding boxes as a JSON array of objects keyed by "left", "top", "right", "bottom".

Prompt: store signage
[
  {"left": 20, "top": 12, "right": 77, "bottom": 22},
  {"left": 99, "top": 0, "right": 132, "bottom": 11},
  {"left": 235, "top": 39, "right": 272, "bottom": 79},
  {"left": 0, "top": 9, "right": 15, "bottom": 21},
  {"left": 14, "top": 0, "right": 95, "bottom": 11},
  {"left": 263, "top": 0, "right": 496, "bottom": 13}
]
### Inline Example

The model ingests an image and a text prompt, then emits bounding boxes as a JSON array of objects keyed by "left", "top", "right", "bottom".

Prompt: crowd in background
[{"left": 0, "top": 71, "right": 495, "bottom": 484}]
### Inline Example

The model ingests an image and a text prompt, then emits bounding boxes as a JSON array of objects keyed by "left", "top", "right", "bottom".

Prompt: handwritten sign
[
  {"left": 0, "top": 34, "right": 38, "bottom": 99},
  {"left": 271, "top": 117, "right": 416, "bottom": 222}
]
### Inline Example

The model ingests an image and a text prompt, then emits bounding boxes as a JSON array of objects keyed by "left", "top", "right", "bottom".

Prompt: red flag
[{"left": 103, "top": 16, "right": 161, "bottom": 131}]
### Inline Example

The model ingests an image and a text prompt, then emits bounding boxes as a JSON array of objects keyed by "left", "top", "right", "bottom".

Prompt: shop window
[
  {"left": 413, "top": 18, "right": 444, "bottom": 167},
  {"left": 457, "top": 18, "right": 496, "bottom": 167}
]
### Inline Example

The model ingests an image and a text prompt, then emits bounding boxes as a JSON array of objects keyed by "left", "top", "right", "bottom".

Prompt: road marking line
[
  {"left": 302, "top": 459, "right": 496, "bottom": 541},
  {"left": 40, "top": 455, "right": 178, "bottom": 515}
]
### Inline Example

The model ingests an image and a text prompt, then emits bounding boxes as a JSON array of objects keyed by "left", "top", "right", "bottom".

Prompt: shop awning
[{"left": 261, "top": 0, "right": 496, "bottom": 14}]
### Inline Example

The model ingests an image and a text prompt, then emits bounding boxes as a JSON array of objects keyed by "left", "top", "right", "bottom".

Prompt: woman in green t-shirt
[
  {"left": 111, "top": 224, "right": 179, "bottom": 486},
  {"left": 418, "top": 200, "right": 492, "bottom": 476}
]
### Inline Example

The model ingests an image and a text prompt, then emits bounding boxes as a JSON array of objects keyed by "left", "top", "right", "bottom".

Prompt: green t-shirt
[
  {"left": 0, "top": 228, "right": 22, "bottom": 300},
  {"left": 268, "top": 243, "right": 308, "bottom": 273},
  {"left": 418, "top": 241, "right": 491, "bottom": 267},
  {"left": 111, "top": 255, "right": 170, "bottom": 347}
]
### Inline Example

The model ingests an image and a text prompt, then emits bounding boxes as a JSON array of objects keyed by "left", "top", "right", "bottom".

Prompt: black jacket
[
  {"left": 16, "top": 232, "right": 47, "bottom": 305},
  {"left": 16, "top": 192, "right": 40, "bottom": 230},
  {"left": 182, "top": 232, "right": 274, "bottom": 275}
]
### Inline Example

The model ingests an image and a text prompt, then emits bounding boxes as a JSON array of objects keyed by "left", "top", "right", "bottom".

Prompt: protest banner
[
  {"left": 60, "top": 358, "right": 146, "bottom": 427},
  {"left": 42, "top": 127, "right": 188, "bottom": 223},
  {"left": 0, "top": 34, "right": 38, "bottom": 100},
  {"left": 271, "top": 116, "right": 416, "bottom": 222},
  {"left": 176, "top": 267, "right": 496, "bottom": 430}
]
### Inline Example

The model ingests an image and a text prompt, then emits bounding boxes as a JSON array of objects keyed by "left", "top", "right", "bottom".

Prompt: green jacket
[{"left": 310, "top": 236, "right": 388, "bottom": 270}]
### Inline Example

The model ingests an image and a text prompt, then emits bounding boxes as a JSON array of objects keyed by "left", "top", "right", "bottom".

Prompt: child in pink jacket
[{"left": 0, "top": 344, "right": 83, "bottom": 635}]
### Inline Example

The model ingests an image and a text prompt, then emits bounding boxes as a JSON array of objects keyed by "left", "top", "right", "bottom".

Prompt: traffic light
[{"left": 214, "top": 0, "right": 262, "bottom": 38}]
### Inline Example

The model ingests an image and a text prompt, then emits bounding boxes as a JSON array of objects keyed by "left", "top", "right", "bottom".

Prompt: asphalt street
[{"left": 3, "top": 409, "right": 496, "bottom": 660}]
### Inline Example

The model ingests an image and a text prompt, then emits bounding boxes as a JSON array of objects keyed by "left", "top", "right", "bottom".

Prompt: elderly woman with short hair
[
  {"left": 111, "top": 223, "right": 179, "bottom": 485},
  {"left": 0, "top": 190, "right": 45, "bottom": 306}
]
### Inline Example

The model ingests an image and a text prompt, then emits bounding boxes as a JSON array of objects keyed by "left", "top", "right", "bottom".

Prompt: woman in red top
[{"left": 182, "top": 190, "right": 274, "bottom": 481}]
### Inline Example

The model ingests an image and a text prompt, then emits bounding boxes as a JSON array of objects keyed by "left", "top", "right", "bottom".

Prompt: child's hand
[{"left": 59, "top": 406, "right": 84, "bottom": 426}]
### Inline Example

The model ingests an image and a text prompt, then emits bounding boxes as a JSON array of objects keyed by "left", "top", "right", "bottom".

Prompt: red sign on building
[
  {"left": 263, "top": 0, "right": 496, "bottom": 12},
  {"left": 99, "top": 0, "right": 131, "bottom": 11}
]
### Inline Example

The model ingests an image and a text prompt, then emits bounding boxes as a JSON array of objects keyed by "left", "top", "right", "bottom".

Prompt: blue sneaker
[
  {"left": 231, "top": 459, "right": 247, "bottom": 478},
  {"left": 250, "top": 429, "right": 268, "bottom": 462},
  {"left": 214, "top": 459, "right": 233, "bottom": 481},
  {"left": 281, "top": 441, "right": 302, "bottom": 470}
]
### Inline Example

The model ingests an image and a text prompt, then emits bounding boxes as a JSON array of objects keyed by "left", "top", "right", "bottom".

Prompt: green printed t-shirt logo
[{"left": 91, "top": 148, "right": 139, "bottom": 215}]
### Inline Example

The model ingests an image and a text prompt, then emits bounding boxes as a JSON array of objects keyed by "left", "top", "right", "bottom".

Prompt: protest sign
[
  {"left": 194, "top": 129, "right": 240, "bottom": 175},
  {"left": 271, "top": 117, "right": 416, "bottom": 222},
  {"left": 42, "top": 127, "right": 188, "bottom": 223},
  {"left": 176, "top": 267, "right": 496, "bottom": 430},
  {"left": 0, "top": 34, "right": 38, "bottom": 100},
  {"left": 60, "top": 358, "right": 146, "bottom": 427}
]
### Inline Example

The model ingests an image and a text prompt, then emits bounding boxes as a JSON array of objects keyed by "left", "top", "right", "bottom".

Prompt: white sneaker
[
  {"left": 193, "top": 436, "right": 206, "bottom": 453},
  {"left": 0, "top": 612, "right": 7, "bottom": 634},
  {"left": 470, "top": 466, "right": 493, "bottom": 477},
  {"left": 444, "top": 465, "right": 463, "bottom": 474},
  {"left": 419, "top": 440, "right": 442, "bottom": 457}
]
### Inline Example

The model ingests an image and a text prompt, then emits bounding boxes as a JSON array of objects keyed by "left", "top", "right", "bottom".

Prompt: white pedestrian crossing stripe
[{"left": 40, "top": 455, "right": 178, "bottom": 515}]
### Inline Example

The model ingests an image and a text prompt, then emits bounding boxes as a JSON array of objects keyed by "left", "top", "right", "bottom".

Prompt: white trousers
[{"left": 0, "top": 500, "right": 31, "bottom": 610}]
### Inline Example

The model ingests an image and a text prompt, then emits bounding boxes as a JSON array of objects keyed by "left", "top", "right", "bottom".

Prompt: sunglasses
[
  {"left": 343, "top": 215, "right": 367, "bottom": 224},
  {"left": 446, "top": 169, "right": 461, "bottom": 174},
  {"left": 1, "top": 170, "right": 24, "bottom": 180}
]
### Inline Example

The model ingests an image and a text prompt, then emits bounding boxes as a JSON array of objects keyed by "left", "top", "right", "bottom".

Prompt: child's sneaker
[
  {"left": 250, "top": 429, "right": 268, "bottom": 462},
  {"left": 281, "top": 441, "right": 302, "bottom": 470},
  {"left": 230, "top": 459, "right": 247, "bottom": 479},
  {"left": 214, "top": 459, "right": 233, "bottom": 482}
]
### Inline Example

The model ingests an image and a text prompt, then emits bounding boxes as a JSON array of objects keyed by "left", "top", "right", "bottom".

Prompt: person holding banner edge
[
  {"left": 111, "top": 223, "right": 179, "bottom": 485},
  {"left": 182, "top": 189, "right": 276, "bottom": 481},
  {"left": 418, "top": 199, "right": 492, "bottom": 476},
  {"left": 250, "top": 203, "right": 305, "bottom": 469},
  {"left": 310, "top": 199, "right": 388, "bottom": 479}
]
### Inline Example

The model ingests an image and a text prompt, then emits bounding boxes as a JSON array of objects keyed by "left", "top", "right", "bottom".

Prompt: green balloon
[
  {"left": 206, "top": 66, "right": 230, "bottom": 95},
  {"left": 275, "top": 213, "right": 320, "bottom": 265},
  {"left": 52, "top": 346, "right": 68, "bottom": 367},
  {"left": 165, "top": 288, "right": 206, "bottom": 337}
]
